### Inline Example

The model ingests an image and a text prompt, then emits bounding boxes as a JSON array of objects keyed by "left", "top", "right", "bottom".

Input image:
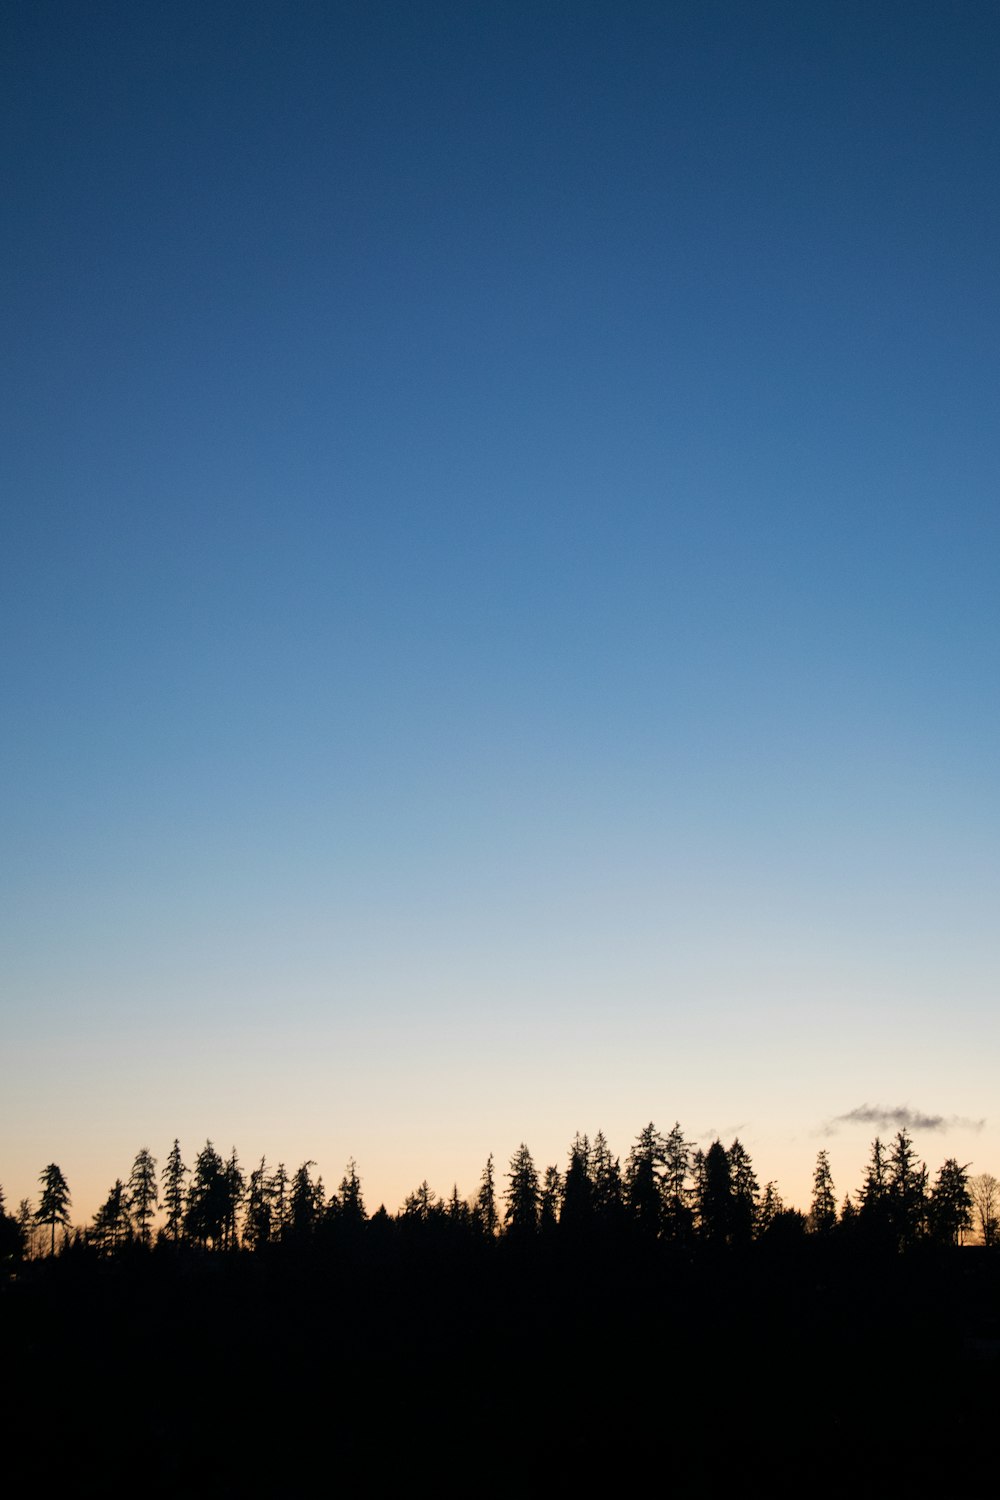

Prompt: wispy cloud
[{"left": 823, "top": 1104, "right": 985, "bottom": 1136}]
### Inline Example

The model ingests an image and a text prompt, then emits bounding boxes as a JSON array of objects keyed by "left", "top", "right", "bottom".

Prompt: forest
[
  {"left": 3, "top": 1123, "right": 997, "bottom": 1259},
  {"left": 4, "top": 1126, "right": 1000, "bottom": 1494}
]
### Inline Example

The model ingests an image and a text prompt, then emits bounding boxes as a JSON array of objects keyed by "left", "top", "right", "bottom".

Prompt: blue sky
[{"left": 3, "top": 1, "right": 999, "bottom": 1221}]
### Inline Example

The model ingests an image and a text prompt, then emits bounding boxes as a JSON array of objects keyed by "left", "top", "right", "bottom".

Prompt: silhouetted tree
[
  {"left": 561, "top": 1134, "right": 593, "bottom": 1233},
  {"left": 0, "top": 1187, "right": 25, "bottom": 1266},
  {"left": 858, "top": 1137, "right": 891, "bottom": 1242},
  {"left": 128, "top": 1148, "right": 158, "bottom": 1247},
  {"left": 969, "top": 1173, "right": 1000, "bottom": 1247},
  {"left": 728, "top": 1139, "right": 758, "bottom": 1246},
  {"left": 809, "top": 1150, "right": 837, "bottom": 1236},
  {"left": 697, "top": 1141, "right": 732, "bottom": 1245},
  {"left": 222, "top": 1148, "right": 245, "bottom": 1249},
  {"left": 505, "top": 1144, "right": 540, "bottom": 1236},
  {"left": 244, "top": 1158, "right": 273, "bottom": 1250},
  {"left": 288, "top": 1161, "right": 323, "bottom": 1240},
  {"left": 475, "top": 1154, "right": 499, "bottom": 1239},
  {"left": 886, "top": 1130, "right": 927, "bottom": 1249},
  {"left": 185, "top": 1142, "right": 228, "bottom": 1248},
  {"left": 539, "top": 1165, "right": 562, "bottom": 1232},
  {"left": 590, "top": 1131, "right": 624, "bottom": 1229},
  {"left": 758, "top": 1180, "right": 784, "bottom": 1234},
  {"left": 625, "top": 1123, "right": 665, "bottom": 1236},
  {"left": 337, "top": 1160, "right": 366, "bottom": 1230},
  {"left": 161, "top": 1140, "right": 188, "bottom": 1242},
  {"left": 91, "top": 1180, "right": 132, "bottom": 1254},
  {"left": 402, "top": 1181, "right": 439, "bottom": 1222},
  {"left": 36, "top": 1163, "right": 71, "bottom": 1256},
  {"left": 661, "top": 1122, "right": 694, "bottom": 1240},
  {"left": 270, "top": 1162, "right": 290, "bottom": 1240},
  {"left": 927, "top": 1159, "right": 972, "bottom": 1246}
]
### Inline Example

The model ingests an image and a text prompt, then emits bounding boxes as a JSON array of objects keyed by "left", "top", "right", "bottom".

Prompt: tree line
[{"left": 3, "top": 1122, "right": 995, "bottom": 1266}]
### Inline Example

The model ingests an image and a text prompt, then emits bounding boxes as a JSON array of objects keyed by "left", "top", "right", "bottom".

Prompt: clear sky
[{"left": 3, "top": 0, "right": 998, "bottom": 1225}]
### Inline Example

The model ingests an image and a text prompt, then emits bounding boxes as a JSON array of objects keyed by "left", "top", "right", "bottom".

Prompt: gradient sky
[{"left": 3, "top": 0, "right": 999, "bottom": 1225}]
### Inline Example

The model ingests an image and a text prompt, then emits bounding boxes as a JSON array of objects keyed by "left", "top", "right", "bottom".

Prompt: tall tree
[
  {"left": 969, "top": 1173, "right": 1000, "bottom": 1247},
  {"left": 244, "top": 1158, "right": 273, "bottom": 1250},
  {"left": 475, "top": 1154, "right": 499, "bottom": 1239},
  {"left": 539, "top": 1165, "right": 562, "bottom": 1233},
  {"left": 128, "top": 1148, "right": 158, "bottom": 1247},
  {"left": 590, "top": 1131, "right": 624, "bottom": 1229},
  {"left": 222, "top": 1148, "right": 245, "bottom": 1250},
  {"left": 505, "top": 1144, "right": 540, "bottom": 1236},
  {"left": 809, "top": 1150, "right": 837, "bottom": 1236},
  {"left": 886, "top": 1130, "right": 927, "bottom": 1249},
  {"left": 728, "top": 1139, "right": 758, "bottom": 1246},
  {"left": 91, "top": 1180, "right": 132, "bottom": 1254},
  {"left": 35, "top": 1163, "right": 71, "bottom": 1255},
  {"left": 337, "top": 1160, "right": 366, "bottom": 1229},
  {"left": 697, "top": 1141, "right": 732, "bottom": 1245},
  {"left": 927, "top": 1159, "right": 972, "bottom": 1246},
  {"left": 161, "top": 1140, "right": 188, "bottom": 1242},
  {"left": 561, "top": 1134, "right": 593, "bottom": 1232},
  {"left": 661, "top": 1122, "right": 694, "bottom": 1240},
  {"left": 184, "top": 1142, "right": 227, "bottom": 1248},
  {"left": 625, "top": 1123, "right": 665, "bottom": 1236}
]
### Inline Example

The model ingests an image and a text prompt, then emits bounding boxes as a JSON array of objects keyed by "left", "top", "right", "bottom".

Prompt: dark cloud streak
[{"left": 825, "top": 1104, "right": 985, "bottom": 1135}]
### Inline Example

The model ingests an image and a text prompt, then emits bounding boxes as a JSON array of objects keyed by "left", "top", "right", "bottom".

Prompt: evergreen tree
[
  {"left": 728, "top": 1138, "right": 758, "bottom": 1246},
  {"left": 886, "top": 1130, "right": 927, "bottom": 1249},
  {"left": 161, "top": 1140, "right": 188, "bottom": 1242},
  {"left": 337, "top": 1160, "right": 366, "bottom": 1229},
  {"left": 288, "top": 1161, "right": 323, "bottom": 1240},
  {"left": 927, "top": 1159, "right": 972, "bottom": 1246},
  {"left": 474, "top": 1154, "right": 499, "bottom": 1239},
  {"left": 184, "top": 1142, "right": 227, "bottom": 1248},
  {"left": 697, "top": 1141, "right": 732, "bottom": 1244},
  {"left": 128, "top": 1148, "right": 158, "bottom": 1247},
  {"left": 661, "top": 1122, "right": 694, "bottom": 1240},
  {"left": 222, "top": 1148, "right": 245, "bottom": 1249},
  {"left": 809, "top": 1149, "right": 837, "bottom": 1236},
  {"left": 270, "top": 1163, "right": 290, "bottom": 1241},
  {"left": 758, "top": 1180, "right": 784, "bottom": 1234},
  {"left": 35, "top": 1163, "right": 71, "bottom": 1256},
  {"left": 561, "top": 1133, "right": 593, "bottom": 1232},
  {"left": 91, "top": 1180, "right": 132, "bottom": 1254},
  {"left": 244, "top": 1158, "right": 273, "bottom": 1250},
  {"left": 539, "top": 1165, "right": 562, "bottom": 1232},
  {"left": 625, "top": 1123, "right": 665, "bottom": 1236},
  {"left": 590, "top": 1131, "right": 624, "bottom": 1229},
  {"left": 505, "top": 1144, "right": 540, "bottom": 1236}
]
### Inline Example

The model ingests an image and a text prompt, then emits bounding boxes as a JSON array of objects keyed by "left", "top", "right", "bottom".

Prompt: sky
[{"left": 3, "top": 0, "right": 999, "bottom": 1226}]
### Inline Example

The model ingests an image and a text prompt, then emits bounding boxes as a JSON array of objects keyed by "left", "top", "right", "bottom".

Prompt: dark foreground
[{"left": 5, "top": 1238, "right": 1000, "bottom": 1495}]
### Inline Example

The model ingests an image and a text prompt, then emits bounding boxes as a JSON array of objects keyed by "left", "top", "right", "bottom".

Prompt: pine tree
[
  {"left": 475, "top": 1154, "right": 499, "bottom": 1239},
  {"left": 728, "top": 1139, "right": 758, "bottom": 1245},
  {"left": 161, "top": 1140, "right": 188, "bottom": 1242},
  {"left": 337, "top": 1160, "right": 366, "bottom": 1229},
  {"left": 91, "top": 1180, "right": 132, "bottom": 1254},
  {"left": 662, "top": 1122, "right": 694, "bottom": 1240},
  {"left": 505, "top": 1144, "right": 540, "bottom": 1236},
  {"left": 561, "top": 1133, "right": 593, "bottom": 1232},
  {"left": 128, "top": 1148, "right": 158, "bottom": 1247},
  {"left": 886, "top": 1130, "right": 927, "bottom": 1249},
  {"left": 35, "top": 1163, "right": 71, "bottom": 1256},
  {"left": 590, "top": 1131, "right": 624, "bottom": 1228},
  {"left": 697, "top": 1141, "right": 732, "bottom": 1244},
  {"left": 184, "top": 1141, "right": 227, "bottom": 1248},
  {"left": 244, "top": 1158, "right": 273, "bottom": 1250},
  {"left": 928, "top": 1159, "right": 972, "bottom": 1246},
  {"left": 539, "top": 1165, "right": 562, "bottom": 1232},
  {"left": 809, "top": 1149, "right": 837, "bottom": 1236},
  {"left": 625, "top": 1123, "right": 666, "bottom": 1236}
]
